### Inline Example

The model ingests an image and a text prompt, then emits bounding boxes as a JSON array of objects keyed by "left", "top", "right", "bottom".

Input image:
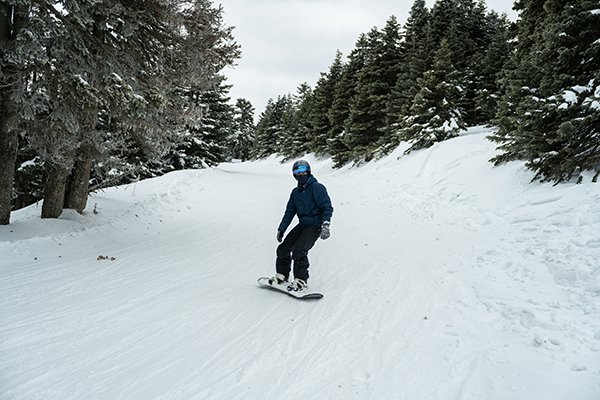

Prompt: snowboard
[{"left": 257, "top": 277, "right": 323, "bottom": 299}]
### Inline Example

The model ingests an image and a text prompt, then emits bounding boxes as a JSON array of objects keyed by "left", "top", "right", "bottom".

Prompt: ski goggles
[{"left": 293, "top": 165, "right": 309, "bottom": 175}]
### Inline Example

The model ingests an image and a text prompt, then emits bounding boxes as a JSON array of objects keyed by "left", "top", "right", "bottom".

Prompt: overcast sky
[{"left": 217, "top": 0, "right": 518, "bottom": 117}]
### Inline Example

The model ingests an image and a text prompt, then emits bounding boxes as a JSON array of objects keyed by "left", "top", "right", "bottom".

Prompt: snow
[
  {"left": 18, "top": 159, "right": 37, "bottom": 169},
  {"left": 1, "top": 126, "right": 600, "bottom": 400},
  {"left": 561, "top": 90, "right": 578, "bottom": 107}
]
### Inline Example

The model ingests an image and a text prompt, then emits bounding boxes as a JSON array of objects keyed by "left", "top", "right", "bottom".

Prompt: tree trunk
[
  {"left": 0, "top": 3, "right": 27, "bottom": 225},
  {"left": 41, "top": 164, "right": 69, "bottom": 219},
  {"left": 64, "top": 152, "right": 92, "bottom": 214},
  {"left": 0, "top": 127, "right": 18, "bottom": 225}
]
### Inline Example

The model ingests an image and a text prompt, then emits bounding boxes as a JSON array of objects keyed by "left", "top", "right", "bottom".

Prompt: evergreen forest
[
  {"left": 253, "top": 0, "right": 600, "bottom": 181},
  {"left": 1, "top": 0, "right": 599, "bottom": 225}
]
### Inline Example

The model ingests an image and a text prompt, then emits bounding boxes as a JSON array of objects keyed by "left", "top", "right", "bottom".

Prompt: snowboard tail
[{"left": 258, "top": 277, "right": 323, "bottom": 299}]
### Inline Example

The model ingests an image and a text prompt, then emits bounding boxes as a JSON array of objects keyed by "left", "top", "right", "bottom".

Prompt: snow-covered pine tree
[
  {"left": 489, "top": 0, "right": 548, "bottom": 159},
  {"left": 78, "top": 1, "right": 238, "bottom": 215},
  {"left": 171, "top": 76, "right": 235, "bottom": 169},
  {"left": 398, "top": 37, "right": 466, "bottom": 152},
  {"left": 490, "top": 0, "right": 600, "bottom": 183},
  {"left": 12, "top": 140, "right": 46, "bottom": 211},
  {"left": 2, "top": 1, "right": 104, "bottom": 219},
  {"left": 229, "top": 98, "right": 256, "bottom": 162},
  {"left": 384, "top": 0, "right": 504, "bottom": 154},
  {"left": 0, "top": 1, "right": 46, "bottom": 224},
  {"left": 2, "top": 1, "right": 240, "bottom": 221},
  {"left": 90, "top": 77, "right": 238, "bottom": 186}
]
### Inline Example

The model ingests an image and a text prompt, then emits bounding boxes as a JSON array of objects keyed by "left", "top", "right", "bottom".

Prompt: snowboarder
[{"left": 272, "top": 160, "right": 333, "bottom": 294}]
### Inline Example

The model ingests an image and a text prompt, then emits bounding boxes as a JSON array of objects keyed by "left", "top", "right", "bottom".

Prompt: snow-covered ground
[{"left": 1, "top": 127, "right": 599, "bottom": 400}]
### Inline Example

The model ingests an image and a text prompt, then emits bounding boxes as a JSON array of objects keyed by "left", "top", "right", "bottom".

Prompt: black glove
[
  {"left": 320, "top": 221, "right": 330, "bottom": 240},
  {"left": 277, "top": 230, "right": 284, "bottom": 243}
]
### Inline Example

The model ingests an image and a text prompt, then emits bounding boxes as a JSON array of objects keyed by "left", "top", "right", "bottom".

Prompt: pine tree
[
  {"left": 2, "top": 0, "right": 240, "bottom": 221},
  {"left": 86, "top": 79, "right": 237, "bottom": 188},
  {"left": 246, "top": 0, "right": 511, "bottom": 167},
  {"left": 229, "top": 98, "right": 255, "bottom": 161},
  {"left": 473, "top": 14, "right": 513, "bottom": 124},
  {"left": 399, "top": 38, "right": 466, "bottom": 152},
  {"left": 253, "top": 96, "right": 293, "bottom": 159},
  {"left": 307, "top": 51, "right": 344, "bottom": 155},
  {"left": 424, "top": 0, "right": 498, "bottom": 127},
  {"left": 427, "top": 0, "right": 462, "bottom": 55},
  {"left": 387, "top": 0, "right": 430, "bottom": 138},
  {"left": 345, "top": 18, "right": 402, "bottom": 160},
  {"left": 12, "top": 140, "right": 46, "bottom": 211},
  {"left": 490, "top": 0, "right": 600, "bottom": 183},
  {"left": 343, "top": 28, "right": 382, "bottom": 159},
  {"left": 281, "top": 82, "right": 313, "bottom": 159},
  {"left": 0, "top": 1, "right": 44, "bottom": 224},
  {"left": 171, "top": 76, "right": 235, "bottom": 169},
  {"left": 454, "top": 0, "right": 494, "bottom": 70},
  {"left": 457, "top": 0, "right": 501, "bottom": 125},
  {"left": 252, "top": 100, "right": 276, "bottom": 159},
  {"left": 491, "top": 0, "right": 547, "bottom": 155},
  {"left": 275, "top": 94, "right": 298, "bottom": 158},
  {"left": 328, "top": 35, "right": 370, "bottom": 166}
]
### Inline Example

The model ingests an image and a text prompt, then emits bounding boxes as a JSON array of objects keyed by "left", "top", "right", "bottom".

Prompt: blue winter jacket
[{"left": 278, "top": 176, "right": 333, "bottom": 232}]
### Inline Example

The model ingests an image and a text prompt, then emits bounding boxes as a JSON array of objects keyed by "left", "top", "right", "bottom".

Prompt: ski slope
[{"left": 1, "top": 127, "right": 599, "bottom": 399}]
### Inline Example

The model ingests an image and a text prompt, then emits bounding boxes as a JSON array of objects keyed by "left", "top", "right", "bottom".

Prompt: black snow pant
[{"left": 276, "top": 224, "right": 320, "bottom": 282}]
